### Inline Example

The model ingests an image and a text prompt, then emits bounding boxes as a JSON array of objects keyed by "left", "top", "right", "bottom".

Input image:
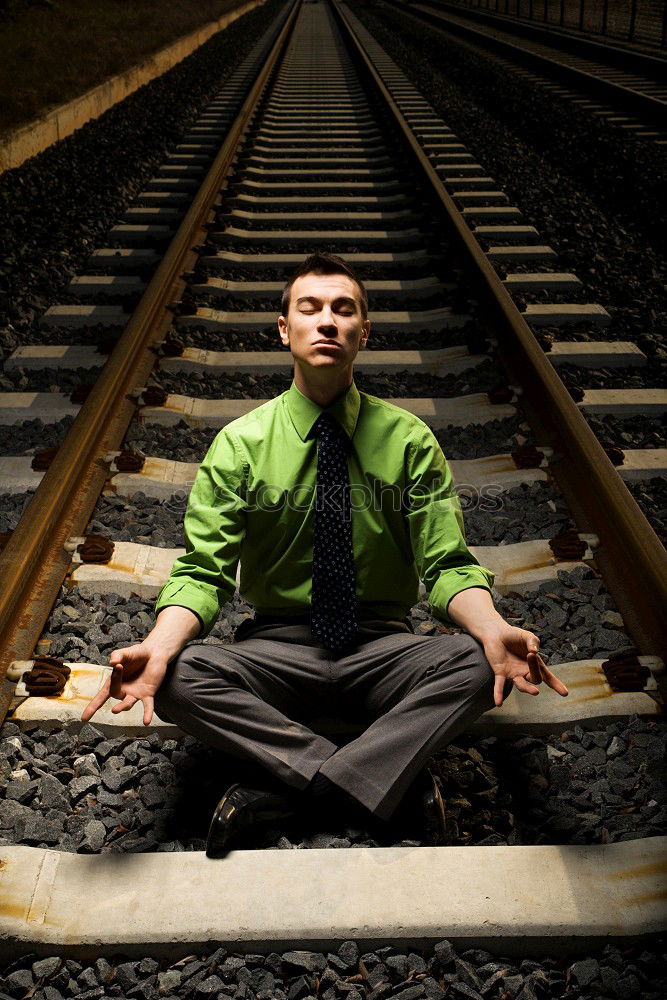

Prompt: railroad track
[
  {"left": 384, "top": 0, "right": 667, "bottom": 140},
  {"left": 0, "top": 0, "right": 666, "bottom": 974}
]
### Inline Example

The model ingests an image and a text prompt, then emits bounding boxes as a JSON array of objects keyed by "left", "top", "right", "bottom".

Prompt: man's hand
[
  {"left": 80, "top": 642, "right": 169, "bottom": 728},
  {"left": 480, "top": 624, "right": 569, "bottom": 707},
  {"left": 80, "top": 605, "right": 200, "bottom": 727}
]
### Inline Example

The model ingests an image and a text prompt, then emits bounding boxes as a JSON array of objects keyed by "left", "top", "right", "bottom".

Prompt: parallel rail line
[{"left": 387, "top": 0, "right": 667, "bottom": 135}]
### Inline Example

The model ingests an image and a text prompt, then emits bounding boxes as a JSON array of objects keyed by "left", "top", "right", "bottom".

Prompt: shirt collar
[{"left": 285, "top": 378, "right": 361, "bottom": 442}]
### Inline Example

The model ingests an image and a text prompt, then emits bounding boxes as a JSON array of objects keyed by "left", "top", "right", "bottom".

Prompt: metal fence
[{"left": 440, "top": 1, "right": 667, "bottom": 49}]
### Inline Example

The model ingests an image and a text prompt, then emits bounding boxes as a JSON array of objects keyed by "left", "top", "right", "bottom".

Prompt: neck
[{"left": 293, "top": 363, "right": 353, "bottom": 408}]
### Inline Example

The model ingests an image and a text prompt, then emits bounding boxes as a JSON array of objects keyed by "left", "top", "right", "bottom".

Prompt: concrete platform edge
[{"left": 0, "top": 0, "right": 263, "bottom": 173}]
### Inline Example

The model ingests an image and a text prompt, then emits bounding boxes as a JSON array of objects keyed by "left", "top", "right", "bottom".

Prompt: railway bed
[
  {"left": 384, "top": 0, "right": 667, "bottom": 138},
  {"left": 0, "top": 0, "right": 665, "bottom": 982}
]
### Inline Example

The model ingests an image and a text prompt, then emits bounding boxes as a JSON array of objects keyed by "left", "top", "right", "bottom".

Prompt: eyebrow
[{"left": 295, "top": 295, "right": 358, "bottom": 308}]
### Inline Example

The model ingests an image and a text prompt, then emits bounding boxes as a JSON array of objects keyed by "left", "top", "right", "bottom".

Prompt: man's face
[{"left": 278, "top": 272, "right": 370, "bottom": 369}]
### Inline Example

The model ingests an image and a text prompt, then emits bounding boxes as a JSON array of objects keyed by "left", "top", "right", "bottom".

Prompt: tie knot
[{"left": 314, "top": 412, "right": 344, "bottom": 439}]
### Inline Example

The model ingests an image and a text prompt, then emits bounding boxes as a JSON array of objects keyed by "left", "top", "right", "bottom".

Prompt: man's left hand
[{"left": 480, "top": 624, "right": 569, "bottom": 708}]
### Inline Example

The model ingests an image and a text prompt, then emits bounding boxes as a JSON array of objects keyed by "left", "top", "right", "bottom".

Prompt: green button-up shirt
[{"left": 154, "top": 379, "right": 495, "bottom": 636}]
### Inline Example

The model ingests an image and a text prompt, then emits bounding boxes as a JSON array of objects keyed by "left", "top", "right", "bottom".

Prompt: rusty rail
[
  {"left": 0, "top": 0, "right": 302, "bottom": 721},
  {"left": 333, "top": 0, "right": 667, "bottom": 661}
]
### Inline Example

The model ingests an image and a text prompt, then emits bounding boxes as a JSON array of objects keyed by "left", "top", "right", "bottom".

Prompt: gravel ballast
[
  {"left": 585, "top": 413, "right": 666, "bottom": 453},
  {"left": 553, "top": 361, "right": 667, "bottom": 392},
  {"left": 1, "top": 936, "right": 665, "bottom": 1000},
  {"left": 169, "top": 323, "right": 486, "bottom": 353},
  {"left": 1, "top": 697, "right": 664, "bottom": 854},
  {"left": 0, "top": 367, "right": 102, "bottom": 395},
  {"left": 197, "top": 258, "right": 454, "bottom": 282},
  {"left": 624, "top": 478, "right": 667, "bottom": 546},
  {"left": 149, "top": 364, "right": 505, "bottom": 401},
  {"left": 0, "top": 416, "right": 75, "bottom": 455},
  {"left": 0, "top": 490, "right": 35, "bottom": 533}
]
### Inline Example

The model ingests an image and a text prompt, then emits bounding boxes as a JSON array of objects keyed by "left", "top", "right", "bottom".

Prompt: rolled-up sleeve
[
  {"left": 154, "top": 429, "right": 248, "bottom": 637},
  {"left": 405, "top": 423, "right": 495, "bottom": 625}
]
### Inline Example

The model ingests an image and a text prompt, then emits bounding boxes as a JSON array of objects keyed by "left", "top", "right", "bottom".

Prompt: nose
[{"left": 318, "top": 303, "right": 337, "bottom": 330}]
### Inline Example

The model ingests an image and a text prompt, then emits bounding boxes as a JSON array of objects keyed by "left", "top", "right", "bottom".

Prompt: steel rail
[
  {"left": 0, "top": 0, "right": 302, "bottom": 721},
  {"left": 387, "top": 0, "right": 667, "bottom": 128},
  {"left": 333, "top": 0, "right": 667, "bottom": 661},
  {"left": 414, "top": 0, "right": 667, "bottom": 78}
]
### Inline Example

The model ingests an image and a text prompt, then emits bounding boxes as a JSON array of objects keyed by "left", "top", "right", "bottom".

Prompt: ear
[
  {"left": 360, "top": 318, "right": 370, "bottom": 346},
  {"left": 278, "top": 315, "right": 289, "bottom": 346}
]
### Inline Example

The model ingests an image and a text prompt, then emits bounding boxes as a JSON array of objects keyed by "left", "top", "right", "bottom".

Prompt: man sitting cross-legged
[{"left": 81, "top": 252, "right": 568, "bottom": 856}]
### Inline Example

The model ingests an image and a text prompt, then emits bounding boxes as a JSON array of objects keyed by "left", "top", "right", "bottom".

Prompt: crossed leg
[{"left": 153, "top": 623, "right": 511, "bottom": 820}]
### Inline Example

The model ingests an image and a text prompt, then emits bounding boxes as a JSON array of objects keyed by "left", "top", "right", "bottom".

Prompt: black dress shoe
[
  {"left": 422, "top": 773, "right": 447, "bottom": 843},
  {"left": 206, "top": 783, "right": 300, "bottom": 858},
  {"left": 389, "top": 768, "right": 447, "bottom": 842}
]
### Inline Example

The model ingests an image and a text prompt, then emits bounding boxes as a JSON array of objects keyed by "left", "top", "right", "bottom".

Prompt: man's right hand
[
  {"left": 81, "top": 642, "right": 169, "bottom": 728},
  {"left": 80, "top": 605, "right": 201, "bottom": 727}
]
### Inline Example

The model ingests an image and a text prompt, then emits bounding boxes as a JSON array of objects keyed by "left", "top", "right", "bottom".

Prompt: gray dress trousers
[{"left": 154, "top": 615, "right": 513, "bottom": 820}]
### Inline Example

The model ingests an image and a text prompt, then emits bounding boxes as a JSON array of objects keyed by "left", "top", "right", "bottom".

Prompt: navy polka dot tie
[{"left": 310, "top": 411, "right": 358, "bottom": 651}]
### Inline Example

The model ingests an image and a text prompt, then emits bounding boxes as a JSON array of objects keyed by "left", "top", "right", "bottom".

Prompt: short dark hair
[{"left": 280, "top": 252, "right": 368, "bottom": 320}]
